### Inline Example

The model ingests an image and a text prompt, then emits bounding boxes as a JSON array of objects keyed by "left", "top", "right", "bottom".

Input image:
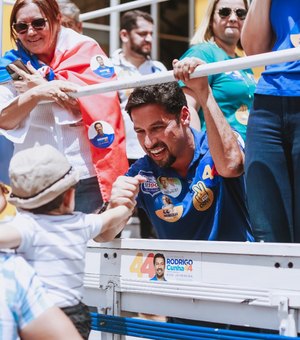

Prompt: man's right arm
[{"left": 173, "top": 58, "right": 244, "bottom": 178}]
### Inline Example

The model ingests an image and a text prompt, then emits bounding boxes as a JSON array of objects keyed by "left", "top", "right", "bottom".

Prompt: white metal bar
[
  {"left": 82, "top": 22, "right": 110, "bottom": 32},
  {"left": 84, "top": 239, "right": 300, "bottom": 334},
  {"left": 80, "top": 0, "right": 169, "bottom": 22},
  {"left": 87, "top": 238, "right": 300, "bottom": 256},
  {"left": 74, "top": 48, "right": 300, "bottom": 98},
  {"left": 109, "top": 0, "right": 120, "bottom": 57},
  {"left": 189, "top": 0, "right": 195, "bottom": 40},
  {"left": 151, "top": 2, "right": 159, "bottom": 60}
]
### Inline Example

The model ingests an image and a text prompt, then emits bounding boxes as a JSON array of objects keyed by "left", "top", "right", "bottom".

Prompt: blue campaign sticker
[
  {"left": 88, "top": 120, "right": 115, "bottom": 149},
  {"left": 139, "top": 171, "right": 160, "bottom": 197},
  {"left": 90, "top": 55, "right": 115, "bottom": 79}
]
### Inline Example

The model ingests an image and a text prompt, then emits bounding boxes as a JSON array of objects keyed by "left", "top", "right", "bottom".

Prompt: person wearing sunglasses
[
  {"left": 0, "top": 0, "right": 128, "bottom": 216},
  {"left": 175, "top": 0, "right": 255, "bottom": 142},
  {"left": 241, "top": 0, "right": 300, "bottom": 243}
]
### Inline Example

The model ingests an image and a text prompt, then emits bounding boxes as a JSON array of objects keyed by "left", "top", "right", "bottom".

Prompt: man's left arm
[{"left": 173, "top": 58, "right": 244, "bottom": 178}]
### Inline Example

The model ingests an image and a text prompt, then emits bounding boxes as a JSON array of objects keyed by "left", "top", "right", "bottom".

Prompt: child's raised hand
[{"left": 109, "top": 175, "right": 146, "bottom": 210}]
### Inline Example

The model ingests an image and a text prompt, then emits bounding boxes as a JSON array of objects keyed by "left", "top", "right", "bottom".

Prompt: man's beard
[
  {"left": 155, "top": 154, "right": 176, "bottom": 168},
  {"left": 147, "top": 143, "right": 176, "bottom": 168},
  {"left": 156, "top": 268, "right": 165, "bottom": 278},
  {"left": 130, "top": 38, "right": 151, "bottom": 58}
]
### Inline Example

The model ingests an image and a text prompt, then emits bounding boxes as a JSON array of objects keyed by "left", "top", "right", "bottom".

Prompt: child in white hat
[{"left": 0, "top": 144, "right": 144, "bottom": 339}]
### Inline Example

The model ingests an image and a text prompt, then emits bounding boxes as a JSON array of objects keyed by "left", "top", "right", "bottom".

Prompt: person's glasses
[
  {"left": 217, "top": 7, "right": 248, "bottom": 20},
  {"left": 13, "top": 18, "right": 48, "bottom": 34}
]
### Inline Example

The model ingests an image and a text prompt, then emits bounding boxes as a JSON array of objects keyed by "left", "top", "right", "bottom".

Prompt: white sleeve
[
  {"left": 0, "top": 82, "right": 32, "bottom": 144},
  {"left": 12, "top": 214, "right": 35, "bottom": 252},
  {"left": 154, "top": 60, "right": 168, "bottom": 72},
  {"left": 84, "top": 213, "right": 104, "bottom": 240},
  {"left": 0, "top": 81, "right": 18, "bottom": 111},
  {"left": 233, "top": 130, "right": 245, "bottom": 151}
]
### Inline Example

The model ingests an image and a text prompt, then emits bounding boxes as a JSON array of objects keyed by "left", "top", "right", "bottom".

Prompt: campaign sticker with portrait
[
  {"left": 235, "top": 104, "right": 249, "bottom": 126},
  {"left": 157, "top": 176, "right": 182, "bottom": 197},
  {"left": 122, "top": 252, "right": 201, "bottom": 282},
  {"left": 88, "top": 120, "right": 115, "bottom": 149},
  {"left": 90, "top": 55, "right": 115, "bottom": 79},
  {"left": 155, "top": 195, "right": 183, "bottom": 222}
]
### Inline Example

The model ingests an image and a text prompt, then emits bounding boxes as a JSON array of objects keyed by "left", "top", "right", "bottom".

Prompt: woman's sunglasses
[
  {"left": 13, "top": 18, "right": 48, "bottom": 34},
  {"left": 217, "top": 7, "right": 248, "bottom": 20}
]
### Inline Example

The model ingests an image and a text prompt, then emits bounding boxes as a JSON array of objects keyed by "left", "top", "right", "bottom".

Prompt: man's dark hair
[
  {"left": 125, "top": 82, "right": 187, "bottom": 121},
  {"left": 153, "top": 253, "right": 165, "bottom": 266},
  {"left": 121, "top": 10, "right": 153, "bottom": 32},
  {"left": 94, "top": 122, "right": 102, "bottom": 128}
]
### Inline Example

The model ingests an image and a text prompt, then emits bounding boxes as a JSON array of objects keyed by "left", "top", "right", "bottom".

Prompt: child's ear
[{"left": 63, "top": 187, "right": 75, "bottom": 207}]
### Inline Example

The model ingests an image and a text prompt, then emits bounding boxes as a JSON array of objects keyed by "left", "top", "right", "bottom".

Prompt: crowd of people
[{"left": 0, "top": 0, "right": 299, "bottom": 338}]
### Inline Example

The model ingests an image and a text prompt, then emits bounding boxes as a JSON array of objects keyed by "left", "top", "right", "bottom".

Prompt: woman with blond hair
[{"left": 174, "top": 0, "right": 255, "bottom": 141}]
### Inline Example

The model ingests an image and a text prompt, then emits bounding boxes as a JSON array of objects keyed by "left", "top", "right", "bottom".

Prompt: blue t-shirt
[
  {"left": 90, "top": 133, "right": 114, "bottom": 148},
  {"left": 150, "top": 275, "right": 166, "bottom": 281},
  {"left": 127, "top": 129, "right": 253, "bottom": 241},
  {"left": 256, "top": 0, "right": 300, "bottom": 96},
  {"left": 93, "top": 65, "right": 115, "bottom": 79}
]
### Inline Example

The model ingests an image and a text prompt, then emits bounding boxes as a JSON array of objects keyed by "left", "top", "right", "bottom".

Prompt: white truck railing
[{"left": 83, "top": 239, "right": 300, "bottom": 339}]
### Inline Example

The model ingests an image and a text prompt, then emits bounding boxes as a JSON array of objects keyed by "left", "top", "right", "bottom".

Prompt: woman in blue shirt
[{"left": 241, "top": 0, "right": 300, "bottom": 242}]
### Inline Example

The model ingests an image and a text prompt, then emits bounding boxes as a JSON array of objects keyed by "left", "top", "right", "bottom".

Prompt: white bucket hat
[{"left": 8, "top": 144, "right": 79, "bottom": 209}]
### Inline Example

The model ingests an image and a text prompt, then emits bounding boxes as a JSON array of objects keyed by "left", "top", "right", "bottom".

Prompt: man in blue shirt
[{"left": 110, "top": 58, "right": 253, "bottom": 241}]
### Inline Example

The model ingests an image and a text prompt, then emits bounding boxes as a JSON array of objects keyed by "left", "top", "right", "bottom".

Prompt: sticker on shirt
[
  {"left": 290, "top": 23, "right": 300, "bottom": 47},
  {"left": 88, "top": 121, "right": 115, "bottom": 149},
  {"left": 192, "top": 181, "right": 214, "bottom": 211},
  {"left": 91, "top": 55, "right": 115, "bottom": 79},
  {"left": 235, "top": 104, "right": 249, "bottom": 125},
  {"left": 139, "top": 171, "right": 160, "bottom": 196},
  {"left": 225, "top": 70, "right": 244, "bottom": 81},
  {"left": 155, "top": 195, "right": 183, "bottom": 223},
  {"left": 157, "top": 176, "right": 182, "bottom": 198}
]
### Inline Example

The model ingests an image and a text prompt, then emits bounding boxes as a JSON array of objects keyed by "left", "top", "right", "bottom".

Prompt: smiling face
[
  {"left": 14, "top": 2, "right": 60, "bottom": 64},
  {"left": 159, "top": 176, "right": 168, "bottom": 189},
  {"left": 96, "top": 56, "right": 105, "bottom": 67},
  {"left": 154, "top": 256, "right": 165, "bottom": 279},
  {"left": 212, "top": 0, "right": 246, "bottom": 48},
  {"left": 94, "top": 123, "right": 104, "bottom": 136},
  {"left": 132, "top": 103, "right": 192, "bottom": 172}
]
